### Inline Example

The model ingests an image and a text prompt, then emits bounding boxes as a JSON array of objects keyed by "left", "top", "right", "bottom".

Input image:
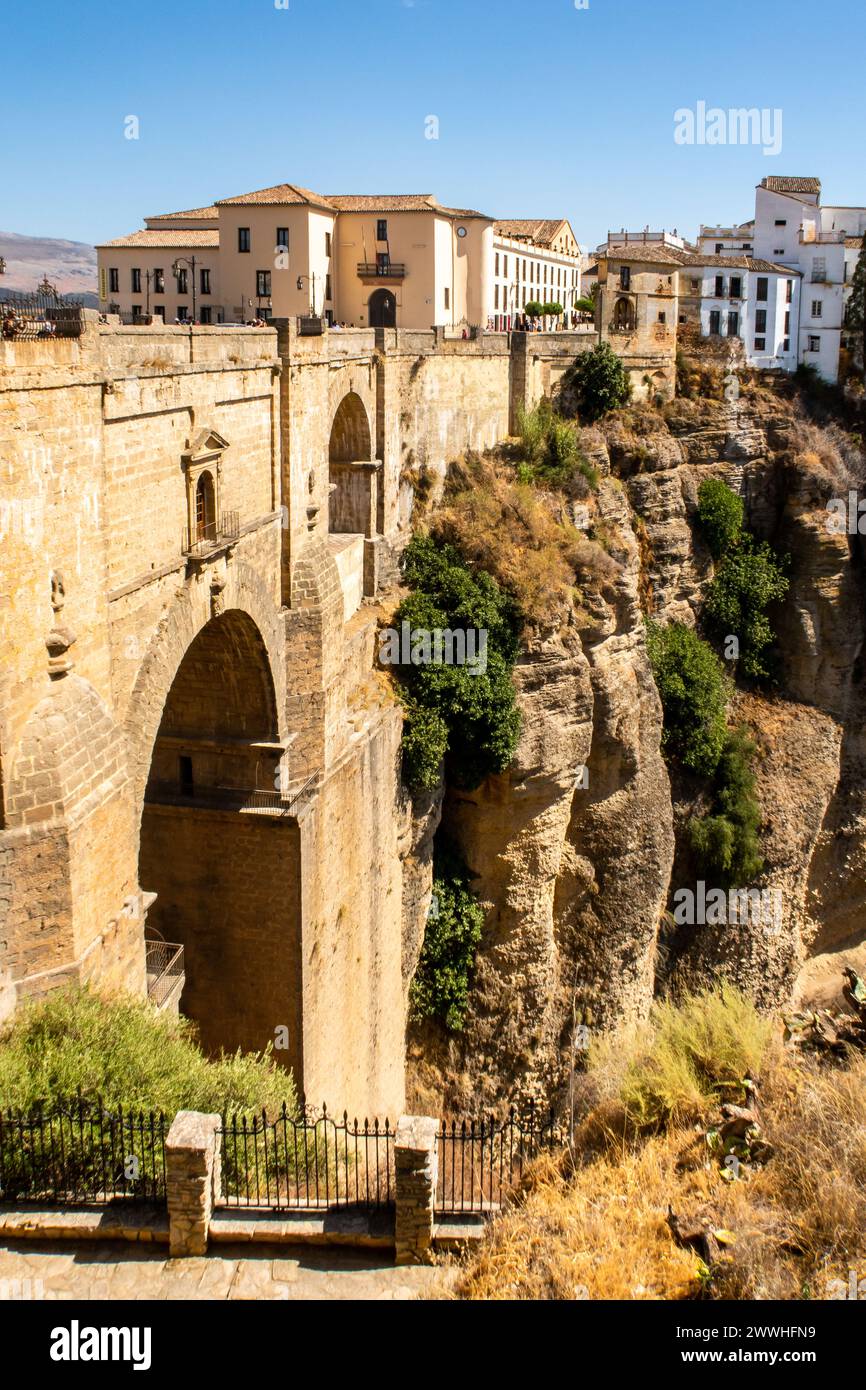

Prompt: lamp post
[
  {"left": 296, "top": 273, "right": 318, "bottom": 316},
  {"left": 171, "top": 256, "right": 197, "bottom": 323}
]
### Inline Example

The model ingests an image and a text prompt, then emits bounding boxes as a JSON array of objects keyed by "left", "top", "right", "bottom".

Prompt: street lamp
[
  {"left": 296, "top": 273, "right": 318, "bottom": 316},
  {"left": 171, "top": 256, "right": 198, "bottom": 323}
]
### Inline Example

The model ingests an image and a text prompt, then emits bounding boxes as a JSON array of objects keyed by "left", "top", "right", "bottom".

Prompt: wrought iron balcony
[
  {"left": 182, "top": 510, "right": 240, "bottom": 558},
  {"left": 357, "top": 262, "right": 407, "bottom": 279}
]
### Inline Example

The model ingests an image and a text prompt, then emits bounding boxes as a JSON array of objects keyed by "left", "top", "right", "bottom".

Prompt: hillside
[{"left": 0, "top": 229, "right": 98, "bottom": 304}]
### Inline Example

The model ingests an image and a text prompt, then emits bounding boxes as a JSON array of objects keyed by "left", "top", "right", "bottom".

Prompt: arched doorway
[
  {"left": 368, "top": 288, "right": 396, "bottom": 328},
  {"left": 328, "top": 392, "right": 374, "bottom": 534},
  {"left": 613, "top": 296, "right": 636, "bottom": 331},
  {"left": 138, "top": 609, "right": 302, "bottom": 1071}
]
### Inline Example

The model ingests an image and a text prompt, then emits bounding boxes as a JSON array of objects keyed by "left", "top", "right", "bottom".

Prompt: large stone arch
[
  {"left": 136, "top": 593, "right": 302, "bottom": 1066},
  {"left": 126, "top": 559, "right": 287, "bottom": 817}
]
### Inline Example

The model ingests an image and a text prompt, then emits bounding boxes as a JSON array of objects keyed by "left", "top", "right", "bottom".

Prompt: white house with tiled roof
[
  {"left": 97, "top": 182, "right": 583, "bottom": 332},
  {"left": 676, "top": 252, "right": 800, "bottom": 371},
  {"left": 490, "top": 218, "right": 581, "bottom": 328}
]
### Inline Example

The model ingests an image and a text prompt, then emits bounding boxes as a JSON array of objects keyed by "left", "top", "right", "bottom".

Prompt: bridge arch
[
  {"left": 328, "top": 391, "right": 375, "bottom": 536},
  {"left": 131, "top": 576, "right": 302, "bottom": 1072}
]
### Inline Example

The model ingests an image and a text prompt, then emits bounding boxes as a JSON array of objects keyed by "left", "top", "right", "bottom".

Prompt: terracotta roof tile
[
  {"left": 96, "top": 229, "right": 220, "bottom": 249},
  {"left": 760, "top": 176, "right": 821, "bottom": 195},
  {"left": 145, "top": 206, "right": 219, "bottom": 221},
  {"left": 494, "top": 218, "right": 566, "bottom": 246},
  {"left": 602, "top": 243, "right": 686, "bottom": 266},
  {"left": 215, "top": 183, "right": 336, "bottom": 210},
  {"left": 328, "top": 194, "right": 488, "bottom": 217}
]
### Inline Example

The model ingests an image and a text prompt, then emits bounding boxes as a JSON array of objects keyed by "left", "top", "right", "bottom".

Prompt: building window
[
  {"left": 200, "top": 268, "right": 211, "bottom": 294},
  {"left": 325, "top": 274, "right": 332, "bottom": 301},
  {"left": 784, "top": 311, "right": 790, "bottom": 334},
  {"left": 786, "top": 279, "right": 793, "bottom": 302},
  {"left": 377, "top": 219, "right": 388, "bottom": 242},
  {"left": 754, "top": 337, "right": 766, "bottom": 351},
  {"left": 503, "top": 255, "right": 508, "bottom": 276},
  {"left": 178, "top": 755, "right": 194, "bottom": 796},
  {"left": 495, "top": 253, "right": 499, "bottom": 275},
  {"left": 376, "top": 252, "right": 390, "bottom": 273},
  {"left": 131, "top": 305, "right": 141, "bottom": 318},
  {"left": 256, "top": 270, "right": 271, "bottom": 296},
  {"left": 176, "top": 268, "right": 188, "bottom": 294},
  {"left": 774, "top": 249, "right": 784, "bottom": 257},
  {"left": 715, "top": 243, "right": 724, "bottom": 254},
  {"left": 276, "top": 227, "right": 289, "bottom": 251},
  {"left": 812, "top": 257, "right": 826, "bottom": 282},
  {"left": 756, "top": 276, "right": 768, "bottom": 301},
  {"left": 176, "top": 306, "right": 188, "bottom": 321},
  {"left": 811, "top": 299, "right": 823, "bottom": 318},
  {"left": 154, "top": 305, "right": 165, "bottom": 320},
  {"left": 730, "top": 276, "right": 742, "bottom": 299},
  {"left": 715, "top": 274, "right": 725, "bottom": 297},
  {"left": 728, "top": 311, "right": 739, "bottom": 337},
  {"left": 131, "top": 268, "right": 142, "bottom": 293},
  {"left": 657, "top": 311, "right": 666, "bottom": 324},
  {"left": 783, "top": 338, "right": 790, "bottom": 351},
  {"left": 238, "top": 227, "right": 251, "bottom": 253},
  {"left": 153, "top": 269, "right": 164, "bottom": 293},
  {"left": 709, "top": 309, "right": 721, "bottom": 335},
  {"left": 690, "top": 278, "right": 700, "bottom": 293},
  {"left": 774, "top": 218, "right": 787, "bottom": 226},
  {"left": 755, "top": 309, "right": 767, "bottom": 333},
  {"left": 444, "top": 287, "right": 450, "bottom": 309},
  {"left": 200, "top": 307, "right": 212, "bottom": 324},
  {"left": 108, "top": 268, "right": 119, "bottom": 293},
  {"left": 325, "top": 231, "right": 332, "bottom": 256},
  {"left": 809, "top": 335, "right": 821, "bottom": 352}
]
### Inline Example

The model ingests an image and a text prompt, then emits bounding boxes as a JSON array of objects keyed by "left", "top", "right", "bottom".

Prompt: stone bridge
[{"left": 0, "top": 313, "right": 663, "bottom": 1114}]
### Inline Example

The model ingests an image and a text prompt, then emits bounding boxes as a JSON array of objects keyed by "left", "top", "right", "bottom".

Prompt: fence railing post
[
  {"left": 165, "top": 1111, "right": 221, "bottom": 1257},
  {"left": 394, "top": 1115, "right": 439, "bottom": 1265}
]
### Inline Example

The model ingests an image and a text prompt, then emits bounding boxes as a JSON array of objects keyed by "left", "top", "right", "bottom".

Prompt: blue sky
[{"left": 1, "top": 0, "right": 864, "bottom": 250}]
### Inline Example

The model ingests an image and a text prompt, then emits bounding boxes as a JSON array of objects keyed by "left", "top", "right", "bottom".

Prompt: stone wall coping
[
  {"left": 166, "top": 1109, "right": 221, "bottom": 1152},
  {"left": 395, "top": 1115, "right": 439, "bottom": 1151}
]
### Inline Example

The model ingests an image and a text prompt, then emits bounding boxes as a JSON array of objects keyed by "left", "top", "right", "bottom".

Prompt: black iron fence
[
  {"left": 1, "top": 295, "right": 84, "bottom": 340},
  {"left": 219, "top": 1103, "right": 395, "bottom": 1210},
  {"left": 0, "top": 1098, "right": 168, "bottom": 1205},
  {"left": 436, "top": 1103, "right": 565, "bottom": 1214}
]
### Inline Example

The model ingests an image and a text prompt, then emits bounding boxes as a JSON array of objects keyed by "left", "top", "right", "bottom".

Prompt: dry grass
[
  {"left": 428, "top": 451, "right": 622, "bottom": 628},
  {"left": 439, "top": 1020, "right": 866, "bottom": 1301}
]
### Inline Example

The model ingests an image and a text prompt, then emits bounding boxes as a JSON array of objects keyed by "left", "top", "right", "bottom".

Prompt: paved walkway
[{"left": 0, "top": 1240, "right": 442, "bottom": 1301}]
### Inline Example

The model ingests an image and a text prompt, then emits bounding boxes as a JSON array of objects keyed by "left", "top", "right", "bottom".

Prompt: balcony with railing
[
  {"left": 182, "top": 510, "right": 240, "bottom": 558},
  {"left": 356, "top": 261, "right": 407, "bottom": 280}
]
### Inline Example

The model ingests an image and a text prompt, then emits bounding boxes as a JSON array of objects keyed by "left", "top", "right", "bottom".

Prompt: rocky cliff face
[{"left": 404, "top": 380, "right": 866, "bottom": 1114}]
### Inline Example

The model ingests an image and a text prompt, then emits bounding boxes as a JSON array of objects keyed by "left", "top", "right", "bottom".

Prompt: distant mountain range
[{"left": 0, "top": 230, "right": 98, "bottom": 306}]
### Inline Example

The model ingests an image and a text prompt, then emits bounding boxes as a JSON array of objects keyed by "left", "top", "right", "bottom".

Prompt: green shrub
[
  {"left": 697, "top": 477, "right": 745, "bottom": 560},
  {"left": 0, "top": 987, "right": 295, "bottom": 1118},
  {"left": 410, "top": 845, "right": 484, "bottom": 1032},
  {"left": 704, "top": 536, "right": 789, "bottom": 681},
  {"left": 646, "top": 620, "right": 730, "bottom": 776},
  {"left": 688, "top": 726, "right": 764, "bottom": 886},
  {"left": 524, "top": 300, "right": 544, "bottom": 318},
  {"left": 394, "top": 536, "right": 521, "bottom": 792},
  {"left": 562, "top": 341, "right": 631, "bottom": 423},
  {"left": 608, "top": 984, "right": 772, "bottom": 1129},
  {"left": 516, "top": 399, "right": 599, "bottom": 488}
]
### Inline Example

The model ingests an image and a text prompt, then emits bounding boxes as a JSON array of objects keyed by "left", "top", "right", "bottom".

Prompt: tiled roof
[
  {"left": 602, "top": 243, "right": 686, "bottom": 266},
  {"left": 96, "top": 229, "right": 220, "bottom": 249},
  {"left": 679, "top": 252, "right": 800, "bottom": 276},
  {"left": 328, "top": 193, "right": 488, "bottom": 217},
  {"left": 760, "top": 176, "right": 821, "bottom": 195},
  {"left": 215, "top": 183, "right": 336, "bottom": 210},
  {"left": 494, "top": 218, "right": 566, "bottom": 246},
  {"left": 145, "top": 206, "right": 219, "bottom": 221}
]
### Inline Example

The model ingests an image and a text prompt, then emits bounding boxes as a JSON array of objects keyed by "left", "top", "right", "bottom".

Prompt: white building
[
  {"left": 491, "top": 219, "right": 582, "bottom": 328},
  {"left": 677, "top": 254, "right": 800, "bottom": 371},
  {"left": 696, "top": 221, "right": 755, "bottom": 257},
  {"left": 751, "top": 176, "right": 866, "bottom": 380}
]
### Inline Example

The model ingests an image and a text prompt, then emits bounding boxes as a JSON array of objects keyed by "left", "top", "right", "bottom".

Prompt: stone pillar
[
  {"left": 394, "top": 1115, "right": 439, "bottom": 1265},
  {"left": 165, "top": 1110, "right": 221, "bottom": 1257}
]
